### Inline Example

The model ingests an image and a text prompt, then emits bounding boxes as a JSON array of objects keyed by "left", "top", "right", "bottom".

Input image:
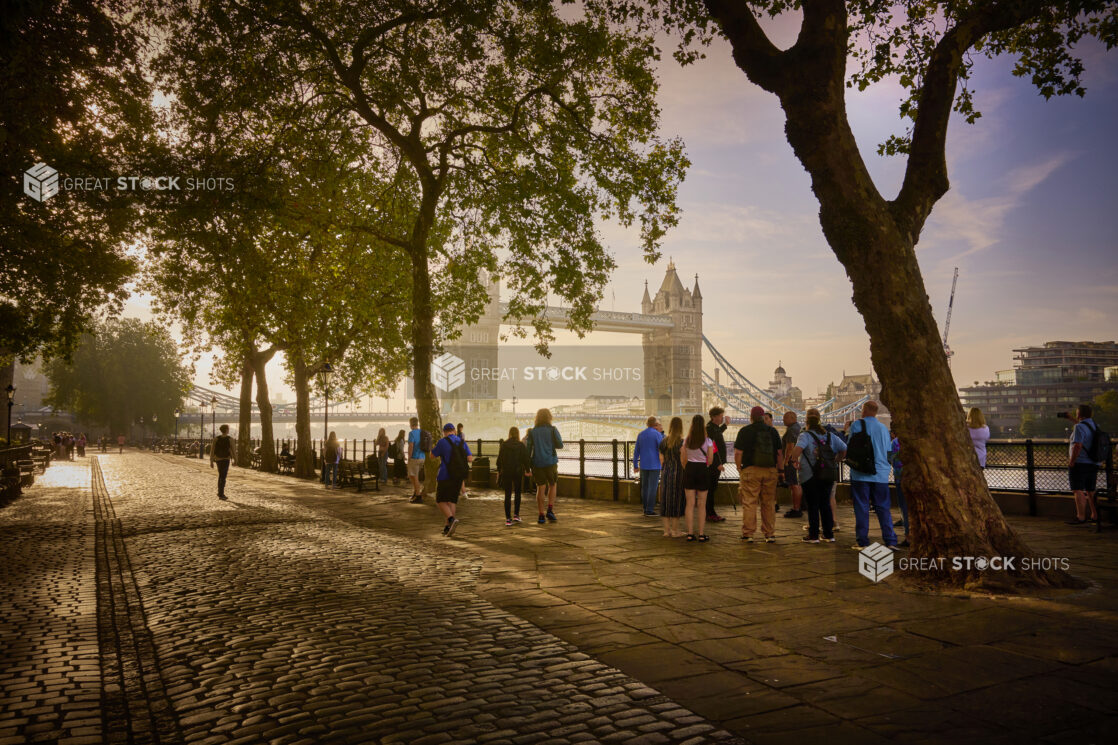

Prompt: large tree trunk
[
  {"left": 250, "top": 348, "right": 278, "bottom": 473},
  {"left": 292, "top": 359, "right": 315, "bottom": 478},
  {"left": 237, "top": 357, "right": 253, "bottom": 467},
  {"left": 409, "top": 243, "right": 442, "bottom": 493}
]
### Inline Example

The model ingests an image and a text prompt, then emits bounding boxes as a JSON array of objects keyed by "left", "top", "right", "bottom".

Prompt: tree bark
[
  {"left": 409, "top": 230, "right": 442, "bottom": 493},
  {"left": 292, "top": 358, "right": 315, "bottom": 479},
  {"left": 250, "top": 348, "right": 278, "bottom": 473},
  {"left": 237, "top": 357, "right": 254, "bottom": 467}
]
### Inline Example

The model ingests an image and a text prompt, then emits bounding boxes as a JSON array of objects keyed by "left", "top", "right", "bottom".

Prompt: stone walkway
[{"left": 2, "top": 452, "right": 1117, "bottom": 744}]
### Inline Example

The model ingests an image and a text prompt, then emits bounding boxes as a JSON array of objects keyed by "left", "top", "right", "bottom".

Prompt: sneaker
[
  {"left": 643, "top": 512, "right": 657, "bottom": 517},
  {"left": 783, "top": 509, "right": 803, "bottom": 518},
  {"left": 538, "top": 515, "right": 547, "bottom": 524},
  {"left": 505, "top": 519, "right": 513, "bottom": 526},
  {"left": 801, "top": 536, "right": 820, "bottom": 544},
  {"left": 821, "top": 537, "right": 836, "bottom": 543},
  {"left": 546, "top": 510, "right": 557, "bottom": 522},
  {"left": 218, "top": 495, "right": 228, "bottom": 501},
  {"left": 893, "top": 519, "right": 904, "bottom": 527},
  {"left": 446, "top": 518, "right": 459, "bottom": 537},
  {"left": 708, "top": 514, "right": 726, "bottom": 523},
  {"left": 741, "top": 535, "right": 753, "bottom": 543},
  {"left": 833, "top": 525, "right": 841, "bottom": 531},
  {"left": 409, "top": 495, "right": 423, "bottom": 504},
  {"left": 765, "top": 536, "right": 776, "bottom": 544},
  {"left": 850, "top": 544, "right": 867, "bottom": 551},
  {"left": 886, "top": 544, "right": 900, "bottom": 552},
  {"left": 513, "top": 515, "right": 522, "bottom": 523},
  {"left": 1066, "top": 518, "right": 1090, "bottom": 525},
  {"left": 442, "top": 523, "right": 450, "bottom": 536}
]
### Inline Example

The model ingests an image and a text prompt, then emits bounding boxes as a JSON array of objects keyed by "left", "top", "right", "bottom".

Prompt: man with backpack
[
  {"left": 733, "top": 406, "right": 783, "bottom": 543},
  {"left": 846, "top": 401, "right": 898, "bottom": 551},
  {"left": 406, "top": 417, "right": 429, "bottom": 503},
  {"left": 209, "top": 424, "right": 235, "bottom": 500},
  {"left": 1068, "top": 404, "right": 1107, "bottom": 524},
  {"left": 431, "top": 422, "right": 473, "bottom": 537}
]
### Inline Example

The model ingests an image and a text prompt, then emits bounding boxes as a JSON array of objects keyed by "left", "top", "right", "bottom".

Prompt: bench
[
  {"left": 279, "top": 455, "right": 295, "bottom": 475},
  {"left": 338, "top": 459, "right": 379, "bottom": 492}
]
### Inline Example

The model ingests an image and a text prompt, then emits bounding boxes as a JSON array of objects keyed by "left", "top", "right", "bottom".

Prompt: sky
[{"left": 124, "top": 18, "right": 1118, "bottom": 408}]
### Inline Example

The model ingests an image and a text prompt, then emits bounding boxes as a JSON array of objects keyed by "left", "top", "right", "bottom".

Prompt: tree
[
  {"left": 1092, "top": 391, "right": 1118, "bottom": 434},
  {"left": 44, "top": 318, "right": 192, "bottom": 435},
  {"left": 1, "top": 0, "right": 154, "bottom": 373},
  {"left": 148, "top": 0, "right": 688, "bottom": 486},
  {"left": 618, "top": 0, "right": 1115, "bottom": 589}
]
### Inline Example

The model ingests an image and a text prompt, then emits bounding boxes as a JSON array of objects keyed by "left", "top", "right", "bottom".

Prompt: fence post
[
  {"left": 1025, "top": 439, "right": 1037, "bottom": 517},
  {"left": 611, "top": 439, "right": 619, "bottom": 501},
  {"left": 477, "top": 438, "right": 482, "bottom": 457},
  {"left": 579, "top": 439, "right": 586, "bottom": 499}
]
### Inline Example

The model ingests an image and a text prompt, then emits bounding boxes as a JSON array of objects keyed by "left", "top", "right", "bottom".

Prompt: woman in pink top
[
  {"left": 967, "top": 408, "right": 991, "bottom": 468},
  {"left": 681, "top": 414, "right": 715, "bottom": 542}
]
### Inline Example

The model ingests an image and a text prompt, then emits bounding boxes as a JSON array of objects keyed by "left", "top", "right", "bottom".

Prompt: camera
[{"left": 1056, "top": 411, "right": 1071, "bottom": 419}]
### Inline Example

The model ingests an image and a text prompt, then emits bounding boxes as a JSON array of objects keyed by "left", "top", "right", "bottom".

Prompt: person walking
[
  {"left": 781, "top": 411, "right": 803, "bottom": 518},
  {"left": 967, "top": 407, "right": 991, "bottom": 468},
  {"left": 633, "top": 416, "right": 664, "bottom": 517},
  {"left": 457, "top": 423, "right": 469, "bottom": 498},
  {"left": 375, "top": 427, "right": 390, "bottom": 485},
  {"left": 391, "top": 429, "right": 407, "bottom": 486},
  {"left": 682, "top": 414, "right": 715, "bottom": 542},
  {"left": 705, "top": 408, "right": 728, "bottom": 523},
  {"left": 658, "top": 416, "right": 686, "bottom": 538},
  {"left": 846, "top": 401, "right": 898, "bottom": 551},
  {"left": 1067, "top": 404, "right": 1102, "bottom": 524},
  {"left": 497, "top": 427, "right": 531, "bottom": 526},
  {"left": 526, "top": 408, "right": 563, "bottom": 524},
  {"left": 788, "top": 409, "right": 846, "bottom": 543},
  {"left": 76, "top": 432, "right": 87, "bottom": 457},
  {"left": 734, "top": 406, "right": 782, "bottom": 543},
  {"left": 323, "top": 431, "right": 342, "bottom": 489},
  {"left": 406, "top": 417, "right": 426, "bottom": 503},
  {"left": 209, "top": 424, "right": 235, "bottom": 500},
  {"left": 432, "top": 423, "right": 472, "bottom": 537},
  {"left": 117, "top": 433, "right": 125, "bottom": 454},
  {"left": 889, "top": 432, "right": 909, "bottom": 547}
]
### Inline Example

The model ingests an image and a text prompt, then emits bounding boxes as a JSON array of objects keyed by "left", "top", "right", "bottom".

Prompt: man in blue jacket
[
  {"left": 848, "top": 401, "right": 898, "bottom": 550},
  {"left": 633, "top": 416, "right": 664, "bottom": 516}
]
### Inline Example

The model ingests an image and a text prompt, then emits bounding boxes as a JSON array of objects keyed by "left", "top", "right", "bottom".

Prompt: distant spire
[
  {"left": 667, "top": 256, "right": 675, "bottom": 270},
  {"left": 691, "top": 273, "right": 702, "bottom": 299}
]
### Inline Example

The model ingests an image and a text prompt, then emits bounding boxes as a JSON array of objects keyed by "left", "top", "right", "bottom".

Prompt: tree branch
[{"left": 702, "top": 0, "right": 790, "bottom": 93}]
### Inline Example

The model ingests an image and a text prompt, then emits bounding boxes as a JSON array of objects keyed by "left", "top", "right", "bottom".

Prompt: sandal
[
  {"left": 698, "top": 534, "right": 710, "bottom": 542},
  {"left": 686, "top": 534, "right": 696, "bottom": 542}
]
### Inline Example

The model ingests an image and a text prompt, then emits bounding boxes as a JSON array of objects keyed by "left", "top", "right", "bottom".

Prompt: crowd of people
[{"left": 47, "top": 431, "right": 88, "bottom": 460}]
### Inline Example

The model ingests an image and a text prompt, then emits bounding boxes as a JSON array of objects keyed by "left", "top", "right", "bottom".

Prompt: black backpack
[
  {"left": 447, "top": 437, "right": 470, "bottom": 480},
  {"left": 387, "top": 441, "right": 399, "bottom": 460},
  {"left": 845, "top": 418, "right": 877, "bottom": 475},
  {"left": 1086, "top": 421, "right": 1112, "bottom": 464},
  {"left": 808, "top": 431, "right": 840, "bottom": 482},
  {"left": 419, "top": 429, "right": 434, "bottom": 453},
  {"left": 751, "top": 426, "right": 776, "bottom": 468},
  {"left": 212, "top": 435, "right": 232, "bottom": 459}
]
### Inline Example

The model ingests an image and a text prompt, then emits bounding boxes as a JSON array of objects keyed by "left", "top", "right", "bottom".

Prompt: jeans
[
  {"left": 325, "top": 462, "right": 338, "bottom": 487},
  {"left": 851, "top": 480, "right": 898, "bottom": 547},
  {"left": 639, "top": 469, "right": 661, "bottom": 515},
  {"left": 378, "top": 454, "right": 388, "bottom": 483},
  {"left": 216, "top": 459, "right": 230, "bottom": 497},
  {"left": 503, "top": 477, "right": 523, "bottom": 520},
  {"left": 894, "top": 466, "right": 908, "bottom": 535},
  {"left": 802, "top": 476, "right": 834, "bottom": 539}
]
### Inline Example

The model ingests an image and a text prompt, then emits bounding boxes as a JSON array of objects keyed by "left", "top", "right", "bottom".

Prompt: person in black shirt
[
  {"left": 497, "top": 427, "right": 532, "bottom": 526},
  {"left": 705, "top": 407, "right": 728, "bottom": 522},
  {"left": 733, "top": 406, "right": 783, "bottom": 543},
  {"left": 210, "top": 424, "right": 235, "bottom": 500}
]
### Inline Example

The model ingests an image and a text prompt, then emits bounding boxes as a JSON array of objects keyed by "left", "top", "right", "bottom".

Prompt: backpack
[
  {"left": 1086, "top": 421, "right": 1112, "bottom": 464},
  {"left": 213, "top": 435, "right": 232, "bottom": 459},
  {"left": 387, "top": 442, "right": 399, "bottom": 460},
  {"left": 808, "top": 431, "right": 840, "bottom": 482},
  {"left": 447, "top": 437, "right": 470, "bottom": 481},
  {"left": 419, "top": 429, "right": 433, "bottom": 453},
  {"left": 751, "top": 426, "right": 776, "bottom": 468},
  {"left": 845, "top": 418, "right": 877, "bottom": 475}
]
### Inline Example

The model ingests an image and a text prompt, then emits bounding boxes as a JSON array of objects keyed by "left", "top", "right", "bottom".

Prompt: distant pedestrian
[
  {"left": 323, "top": 431, "right": 342, "bottom": 489},
  {"left": 682, "top": 414, "right": 714, "bottom": 542},
  {"left": 633, "top": 416, "right": 664, "bottom": 516},
  {"left": 457, "top": 423, "right": 469, "bottom": 498},
  {"left": 76, "top": 433, "right": 87, "bottom": 457},
  {"left": 432, "top": 423, "right": 472, "bottom": 537},
  {"left": 497, "top": 427, "right": 531, "bottom": 525},
  {"left": 391, "top": 429, "right": 407, "bottom": 486},
  {"left": 889, "top": 432, "right": 909, "bottom": 546},
  {"left": 406, "top": 417, "right": 425, "bottom": 503},
  {"left": 1067, "top": 404, "right": 1102, "bottom": 524},
  {"left": 734, "top": 406, "right": 782, "bottom": 543},
  {"left": 375, "top": 427, "right": 390, "bottom": 484},
  {"left": 781, "top": 411, "right": 803, "bottom": 518},
  {"left": 789, "top": 409, "right": 846, "bottom": 543},
  {"left": 658, "top": 416, "right": 686, "bottom": 537},
  {"left": 967, "top": 407, "right": 991, "bottom": 468},
  {"left": 210, "top": 424, "right": 235, "bottom": 500},
  {"left": 117, "top": 434, "right": 125, "bottom": 454},
  {"left": 847, "top": 401, "right": 898, "bottom": 551},
  {"left": 705, "top": 408, "right": 728, "bottom": 523},
  {"left": 526, "top": 408, "right": 563, "bottom": 524}
]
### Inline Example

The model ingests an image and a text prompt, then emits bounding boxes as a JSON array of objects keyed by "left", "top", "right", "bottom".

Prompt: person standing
[
  {"left": 323, "top": 431, "right": 342, "bottom": 489},
  {"left": 526, "top": 408, "right": 563, "bottom": 524},
  {"left": 967, "top": 407, "right": 991, "bottom": 468},
  {"left": 734, "top": 406, "right": 783, "bottom": 543},
  {"left": 375, "top": 427, "right": 390, "bottom": 485},
  {"left": 789, "top": 409, "right": 846, "bottom": 543},
  {"left": 1067, "top": 404, "right": 1102, "bottom": 524},
  {"left": 406, "top": 417, "right": 425, "bottom": 503},
  {"left": 658, "top": 416, "right": 686, "bottom": 538},
  {"left": 781, "top": 412, "right": 803, "bottom": 518},
  {"left": 391, "top": 429, "right": 407, "bottom": 486},
  {"left": 209, "top": 424, "right": 235, "bottom": 500},
  {"left": 117, "top": 433, "right": 125, "bottom": 454},
  {"left": 890, "top": 432, "right": 909, "bottom": 547},
  {"left": 705, "top": 408, "right": 728, "bottom": 523},
  {"left": 633, "top": 416, "right": 664, "bottom": 517},
  {"left": 847, "top": 401, "right": 898, "bottom": 550},
  {"left": 497, "top": 427, "right": 531, "bottom": 526},
  {"left": 432, "top": 422, "right": 472, "bottom": 537},
  {"left": 76, "top": 433, "right": 87, "bottom": 457},
  {"left": 682, "top": 415, "right": 715, "bottom": 542}
]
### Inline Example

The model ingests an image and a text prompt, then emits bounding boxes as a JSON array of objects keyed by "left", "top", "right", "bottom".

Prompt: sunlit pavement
[{"left": 2, "top": 452, "right": 1116, "bottom": 744}]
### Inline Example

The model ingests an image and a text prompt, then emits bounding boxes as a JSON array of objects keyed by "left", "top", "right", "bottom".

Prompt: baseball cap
[
  {"left": 750, "top": 406, "right": 765, "bottom": 419},
  {"left": 443, "top": 423, "right": 456, "bottom": 432}
]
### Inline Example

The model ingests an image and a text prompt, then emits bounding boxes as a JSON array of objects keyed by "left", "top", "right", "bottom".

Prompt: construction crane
[{"left": 942, "top": 267, "right": 959, "bottom": 365}]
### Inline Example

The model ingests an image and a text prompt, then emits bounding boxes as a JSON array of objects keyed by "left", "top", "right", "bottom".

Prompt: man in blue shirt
[
  {"left": 431, "top": 422, "right": 473, "bottom": 536},
  {"left": 848, "top": 401, "right": 898, "bottom": 550},
  {"left": 633, "top": 416, "right": 664, "bottom": 516},
  {"left": 407, "top": 417, "right": 425, "bottom": 503},
  {"left": 526, "top": 408, "right": 564, "bottom": 523},
  {"left": 1067, "top": 404, "right": 1101, "bottom": 524}
]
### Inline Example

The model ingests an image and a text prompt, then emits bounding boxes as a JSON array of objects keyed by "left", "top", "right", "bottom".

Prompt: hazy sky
[{"left": 126, "top": 23, "right": 1118, "bottom": 407}]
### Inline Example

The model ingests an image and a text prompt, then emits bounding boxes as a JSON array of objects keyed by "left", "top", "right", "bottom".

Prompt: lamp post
[
  {"left": 5, "top": 384, "right": 14, "bottom": 444},
  {"left": 318, "top": 363, "right": 334, "bottom": 440},
  {"left": 210, "top": 396, "right": 218, "bottom": 440},
  {"left": 174, "top": 408, "right": 181, "bottom": 444},
  {"left": 199, "top": 402, "right": 207, "bottom": 458}
]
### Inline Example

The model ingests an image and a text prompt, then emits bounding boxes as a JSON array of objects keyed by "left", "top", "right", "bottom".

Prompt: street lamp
[
  {"left": 318, "top": 363, "right": 334, "bottom": 440},
  {"left": 5, "top": 384, "right": 14, "bottom": 444},
  {"left": 199, "top": 401, "right": 207, "bottom": 458},
  {"left": 174, "top": 408, "right": 181, "bottom": 444},
  {"left": 210, "top": 396, "right": 218, "bottom": 440}
]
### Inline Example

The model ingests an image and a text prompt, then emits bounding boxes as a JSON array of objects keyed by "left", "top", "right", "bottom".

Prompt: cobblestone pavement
[{"left": 3, "top": 453, "right": 1117, "bottom": 745}]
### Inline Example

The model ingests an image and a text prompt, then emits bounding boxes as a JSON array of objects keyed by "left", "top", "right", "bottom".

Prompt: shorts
[
  {"left": 531, "top": 464, "right": 558, "bottom": 485},
  {"left": 1069, "top": 463, "right": 1098, "bottom": 492},
  {"left": 683, "top": 461, "right": 708, "bottom": 490},
  {"left": 436, "top": 479, "right": 462, "bottom": 503},
  {"left": 783, "top": 465, "right": 799, "bottom": 486},
  {"left": 407, "top": 458, "right": 424, "bottom": 478}
]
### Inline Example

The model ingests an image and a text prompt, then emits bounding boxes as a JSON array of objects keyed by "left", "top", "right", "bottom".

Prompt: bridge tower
[
  {"left": 443, "top": 273, "right": 502, "bottom": 417},
  {"left": 642, "top": 261, "right": 703, "bottom": 416}
]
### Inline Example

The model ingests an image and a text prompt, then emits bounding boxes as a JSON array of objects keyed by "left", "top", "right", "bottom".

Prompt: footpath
[{"left": 1, "top": 452, "right": 1116, "bottom": 745}]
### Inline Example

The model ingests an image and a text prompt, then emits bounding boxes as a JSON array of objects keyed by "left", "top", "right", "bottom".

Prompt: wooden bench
[
  {"left": 339, "top": 459, "right": 379, "bottom": 492},
  {"left": 279, "top": 455, "right": 296, "bottom": 475}
]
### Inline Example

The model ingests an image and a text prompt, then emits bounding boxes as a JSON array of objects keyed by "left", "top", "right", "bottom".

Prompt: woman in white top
[
  {"left": 681, "top": 414, "right": 715, "bottom": 542},
  {"left": 967, "top": 408, "right": 991, "bottom": 468}
]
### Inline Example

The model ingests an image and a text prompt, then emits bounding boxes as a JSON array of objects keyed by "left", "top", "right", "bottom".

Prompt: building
[
  {"left": 827, "top": 372, "right": 882, "bottom": 410},
  {"left": 641, "top": 260, "right": 703, "bottom": 416},
  {"left": 960, "top": 341, "right": 1118, "bottom": 431},
  {"left": 765, "top": 362, "right": 803, "bottom": 410}
]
